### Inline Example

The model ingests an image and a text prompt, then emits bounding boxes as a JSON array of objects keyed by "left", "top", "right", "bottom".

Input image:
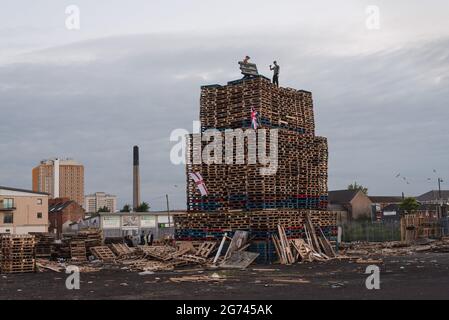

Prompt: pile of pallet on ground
[
  {"left": 400, "top": 213, "right": 443, "bottom": 242},
  {"left": 0, "top": 234, "right": 36, "bottom": 274},
  {"left": 30, "top": 233, "right": 56, "bottom": 258},
  {"left": 272, "top": 214, "right": 336, "bottom": 264},
  {"left": 68, "top": 229, "right": 103, "bottom": 252},
  {"left": 119, "top": 241, "right": 220, "bottom": 272},
  {"left": 53, "top": 239, "right": 71, "bottom": 259},
  {"left": 53, "top": 229, "right": 103, "bottom": 261},
  {"left": 70, "top": 241, "right": 87, "bottom": 262},
  {"left": 86, "top": 235, "right": 260, "bottom": 272},
  {"left": 342, "top": 238, "right": 449, "bottom": 258}
]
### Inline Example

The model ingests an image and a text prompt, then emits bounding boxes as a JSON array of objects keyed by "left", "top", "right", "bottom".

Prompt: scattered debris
[
  {"left": 138, "top": 271, "right": 155, "bottom": 276},
  {"left": 273, "top": 278, "right": 310, "bottom": 284},
  {"left": 253, "top": 268, "right": 279, "bottom": 272},
  {"left": 355, "top": 258, "right": 383, "bottom": 265},
  {"left": 169, "top": 275, "right": 227, "bottom": 283},
  {"left": 220, "top": 251, "right": 260, "bottom": 269}
]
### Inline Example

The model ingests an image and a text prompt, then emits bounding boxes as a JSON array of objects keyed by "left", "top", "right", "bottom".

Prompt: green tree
[
  {"left": 348, "top": 181, "right": 368, "bottom": 195},
  {"left": 120, "top": 204, "right": 131, "bottom": 212},
  {"left": 135, "top": 202, "right": 150, "bottom": 212},
  {"left": 399, "top": 197, "right": 420, "bottom": 214},
  {"left": 97, "top": 206, "right": 110, "bottom": 213}
]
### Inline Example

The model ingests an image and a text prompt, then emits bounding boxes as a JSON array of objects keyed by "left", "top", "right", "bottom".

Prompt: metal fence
[
  {"left": 440, "top": 217, "right": 449, "bottom": 236},
  {"left": 342, "top": 221, "right": 401, "bottom": 242},
  {"left": 342, "top": 217, "right": 449, "bottom": 243}
]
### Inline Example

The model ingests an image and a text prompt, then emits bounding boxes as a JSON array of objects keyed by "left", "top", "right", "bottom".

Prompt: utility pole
[
  {"left": 166, "top": 194, "right": 171, "bottom": 228},
  {"left": 438, "top": 178, "right": 444, "bottom": 217}
]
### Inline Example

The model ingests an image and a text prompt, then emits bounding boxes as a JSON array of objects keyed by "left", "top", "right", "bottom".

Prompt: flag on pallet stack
[
  {"left": 250, "top": 107, "right": 260, "bottom": 130},
  {"left": 189, "top": 172, "right": 209, "bottom": 196}
]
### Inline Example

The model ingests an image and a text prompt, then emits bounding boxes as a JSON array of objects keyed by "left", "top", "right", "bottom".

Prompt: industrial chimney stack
[{"left": 133, "top": 146, "right": 141, "bottom": 210}]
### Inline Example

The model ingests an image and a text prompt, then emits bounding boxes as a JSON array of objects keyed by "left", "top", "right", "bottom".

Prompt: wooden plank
[
  {"left": 224, "top": 231, "right": 249, "bottom": 260},
  {"left": 220, "top": 251, "right": 259, "bottom": 269}
]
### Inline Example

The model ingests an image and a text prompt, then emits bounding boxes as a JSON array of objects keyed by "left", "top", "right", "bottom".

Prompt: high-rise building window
[
  {"left": 37, "top": 212, "right": 43, "bottom": 219},
  {"left": 37, "top": 199, "right": 43, "bottom": 205}
]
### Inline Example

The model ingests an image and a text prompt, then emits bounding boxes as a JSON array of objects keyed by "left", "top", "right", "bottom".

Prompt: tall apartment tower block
[
  {"left": 84, "top": 192, "right": 117, "bottom": 213},
  {"left": 175, "top": 76, "right": 337, "bottom": 248},
  {"left": 32, "top": 158, "right": 84, "bottom": 206}
]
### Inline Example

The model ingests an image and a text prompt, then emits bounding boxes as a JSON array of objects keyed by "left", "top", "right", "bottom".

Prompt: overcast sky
[{"left": 1, "top": 1, "right": 448, "bottom": 210}]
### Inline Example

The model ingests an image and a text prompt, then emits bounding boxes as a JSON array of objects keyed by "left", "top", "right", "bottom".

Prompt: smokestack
[{"left": 133, "top": 146, "right": 141, "bottom": 210}]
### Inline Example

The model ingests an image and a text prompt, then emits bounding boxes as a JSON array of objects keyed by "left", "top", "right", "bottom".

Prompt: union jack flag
[
  {"left": 251, "top": 107, "right": 260, "bottom": 130},
  {"left": 189, "top": 172, "right": 209, "bottom": 196}
]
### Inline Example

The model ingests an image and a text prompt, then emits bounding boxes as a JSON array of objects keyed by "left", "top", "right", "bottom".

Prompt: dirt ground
[{"left": 1, "top": 252, "right": 449, "bottom": 300}]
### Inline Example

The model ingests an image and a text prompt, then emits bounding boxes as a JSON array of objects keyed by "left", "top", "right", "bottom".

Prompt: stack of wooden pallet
[
  {"left": 0, "top": 234, "right": 36, "bottom": 274},
  {"left": 175, "top": 209, "right": 337, "bottom": 241},
  {"left": 180, "top": 76, "right": 336, "bottom": 252},
  {"left": 200, "top": 77, "right": 315, "bottom": 135},
  {"left": 186, "top": 132, "right": 328, "bottom": 212},
  {"left": 400, "top": 213, "right": 442, "bottom": 242},
  {"left": 71, "top": 229, "right": 103, "bottom": 252},
  {"left": 30, "top": 233, "right": 55, "bottom": 258},
  {"left": 70, "top": 241, "right": 87, "bottom": 262}
]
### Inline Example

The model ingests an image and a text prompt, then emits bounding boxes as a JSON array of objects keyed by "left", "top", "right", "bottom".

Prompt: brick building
[
  {"left": 48, "top": 198, "right": 85, "bottom": 236},
  {"left": 328, "top": 190, "right": 373, "bottom": 221}
]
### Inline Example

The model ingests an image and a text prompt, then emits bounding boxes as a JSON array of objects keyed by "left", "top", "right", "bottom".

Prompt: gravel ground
[{"left": 1, "top": 252, "right": 449, "bottom": 300}]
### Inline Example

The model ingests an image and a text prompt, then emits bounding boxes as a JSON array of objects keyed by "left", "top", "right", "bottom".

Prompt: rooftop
[
  {"left": 0, "top": 186, "right": 49, "bottom": 196},
  {"left": 417, "top": 190, "right": 449, "bottom": 202},
  {"left": 369, "top": 196, "right": 403, "bottom": 204},
  {"left": 328, "top": 190, "right": 361, "bottom": 204},
  {"left": 49, "top": 200, "right": 75, "bottom": 213}
]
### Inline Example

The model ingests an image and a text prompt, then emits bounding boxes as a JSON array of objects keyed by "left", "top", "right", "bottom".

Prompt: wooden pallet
[
  {"left": 90, "top": 246, "right": 116, "bottom": 262},
  {"left": 195, "top": 241, "right": 216, "bottom": 258},
  {"left": 177, "top": 254, "right": 207, "bottom": 264},
  {"left": 110, "top": 243, "right": 133, "bottom": 257},
  {"left": 139, "top": 246, "right": 177, "bottom": 261}
]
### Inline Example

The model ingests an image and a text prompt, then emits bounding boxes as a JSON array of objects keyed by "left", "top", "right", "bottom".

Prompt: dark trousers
[{"left": 273, "top": 74, "right": 279, "bottom": 87}]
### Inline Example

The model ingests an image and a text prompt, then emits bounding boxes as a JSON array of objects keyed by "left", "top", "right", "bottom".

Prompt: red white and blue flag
[
  {"left": 251, "top": 107, "right": 259, "bottom": 130},
  {"left": 189, "top": 172, "right": 209, "bottom": 196}
]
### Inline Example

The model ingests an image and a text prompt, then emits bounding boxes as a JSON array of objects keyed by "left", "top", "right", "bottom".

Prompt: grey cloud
[{"left": 0, "top": 34, "right": 448, "bottom": 209}]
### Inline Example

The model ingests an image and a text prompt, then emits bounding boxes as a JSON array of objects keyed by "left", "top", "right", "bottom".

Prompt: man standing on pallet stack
[{"left": 270, "top": 61, "right": 280, "bottom": 87}]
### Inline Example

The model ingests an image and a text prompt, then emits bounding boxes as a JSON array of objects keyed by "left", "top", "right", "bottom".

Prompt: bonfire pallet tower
[{"left": 175, "top": 74, "right": 337, "bottom": 263}]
